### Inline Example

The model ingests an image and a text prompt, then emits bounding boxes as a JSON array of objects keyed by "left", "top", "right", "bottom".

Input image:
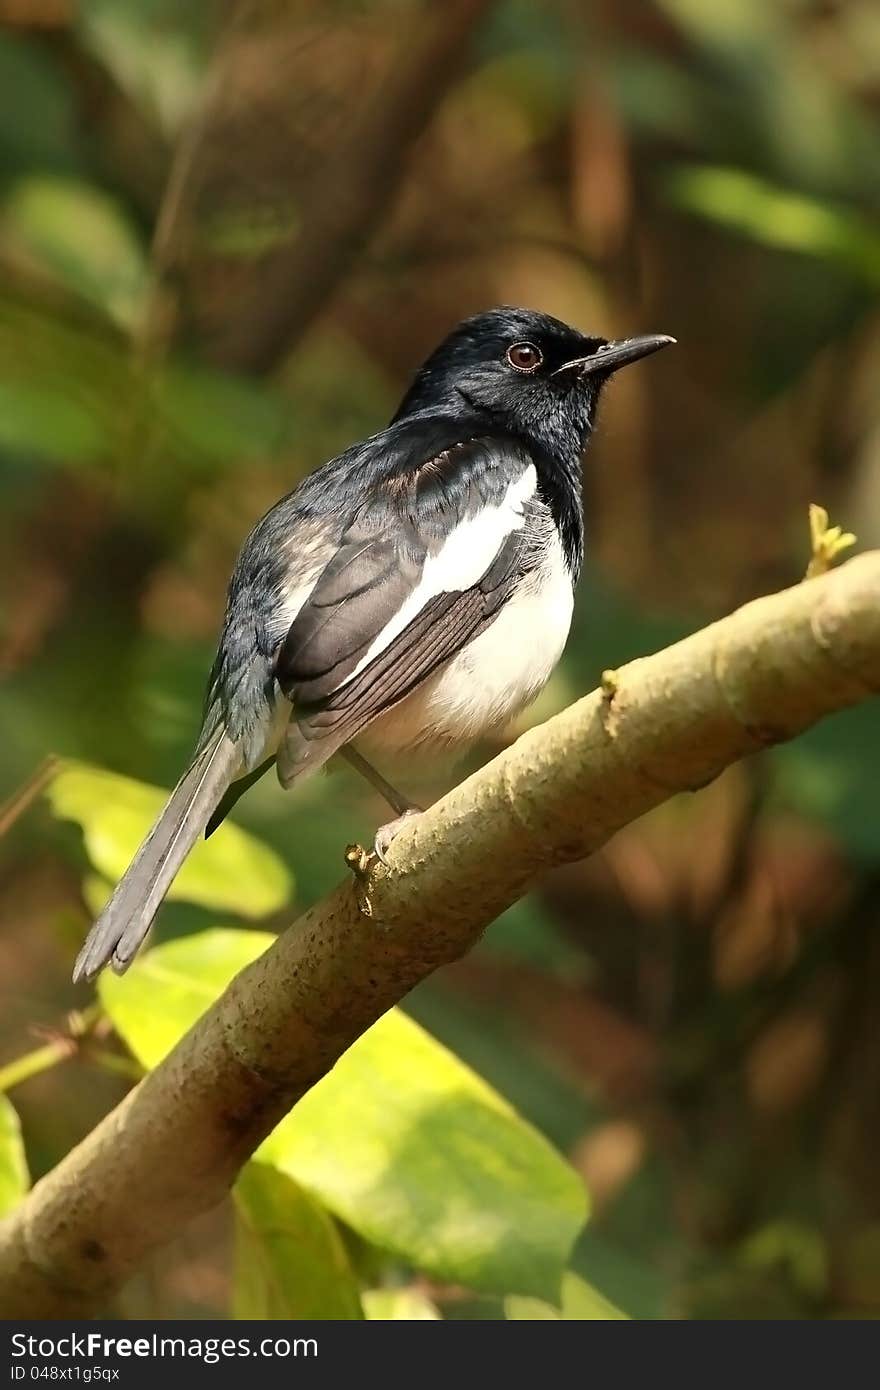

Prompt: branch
[{"left": 3, "top": 554, "right": 880, "bottom": 1315}]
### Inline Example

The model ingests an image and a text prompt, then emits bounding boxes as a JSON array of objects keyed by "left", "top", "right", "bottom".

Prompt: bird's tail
[{"left": 72, "top": 731, "right": 241, "bottom": 983}]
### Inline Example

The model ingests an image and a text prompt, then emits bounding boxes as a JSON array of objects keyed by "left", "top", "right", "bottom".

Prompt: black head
[{"left": 394, "top": 306, "right": 674, "bottom": 460}]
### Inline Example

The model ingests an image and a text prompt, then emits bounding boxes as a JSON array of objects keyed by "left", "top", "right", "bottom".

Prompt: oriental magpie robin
[{"left": 73, "top": 307, "right": 673, "bottom": 982}]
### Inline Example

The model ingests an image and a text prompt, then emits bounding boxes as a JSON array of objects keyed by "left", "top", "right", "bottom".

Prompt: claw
[
  {"left": 373, "top": 807, "right": 422, "bottom": 865},
  {"left": 344, "top": 808, "right": 423, "bottom": 918}
]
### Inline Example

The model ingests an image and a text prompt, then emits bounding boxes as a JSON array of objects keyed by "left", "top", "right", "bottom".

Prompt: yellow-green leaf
[
  {"left": 49, "top": 762, "right": 291, "bottom": 919},
  {"left": 3, "top": 176, "right": 147, "bottom": 328},
  {"left": 258, "top": 1009, "right": 587, "bottom": 1302},
  {"left": 505, "top": 1270, "right": 628, "bottom": 1320},
  {"left": 99, "top": 929, "right": 274, "bottom": 1067},
  {"left": 666, "top": 166, "right": 880, "bottom": 285},
  {"left": 102, "top": 930, "right": 587, "bottom": 1302},
  {"left": 0, "top": 1094, "right": 29, "bottom": 1218},
  {"left": 362, "top": 1288, "right": 441, "bottom": 1320},
  {"left": 233, "top": 1163, "right": 363, "bottom": 1320}
]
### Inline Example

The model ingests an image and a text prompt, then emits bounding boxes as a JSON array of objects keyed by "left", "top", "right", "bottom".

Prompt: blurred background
[{"left": 2, "top": 0, "right": 880, "bottom": 1319}]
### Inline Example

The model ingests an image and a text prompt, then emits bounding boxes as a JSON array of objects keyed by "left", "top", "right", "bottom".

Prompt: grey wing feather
[
  {"left": 275, "top": 531, "right": 422, "bottom": 705},
  {"left": 72, "top": 730, "right": 241, "bottom": 982},
  {"left": 275, "top": 530, "right": 529, "bottom": 787}
]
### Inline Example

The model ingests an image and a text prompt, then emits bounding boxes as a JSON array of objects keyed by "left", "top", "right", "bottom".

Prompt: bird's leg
[
  {"left": 340, "top": 745, "right": 423, "bottom": 865},
  {"left": 340, "top": 745, "right": 420, "bottom": 816}
]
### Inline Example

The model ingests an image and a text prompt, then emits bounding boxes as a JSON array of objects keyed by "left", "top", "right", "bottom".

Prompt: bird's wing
[{"left": 274, "top": 435, "right": 542, "bottom": 784}]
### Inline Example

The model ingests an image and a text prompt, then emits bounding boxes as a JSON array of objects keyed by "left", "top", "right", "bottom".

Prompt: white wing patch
[
  {"left": 359, "top": 528, "right": 574, "bottom": 753},
  {"left": 346, "top": 464, "right": 538, "bottom": 681}
]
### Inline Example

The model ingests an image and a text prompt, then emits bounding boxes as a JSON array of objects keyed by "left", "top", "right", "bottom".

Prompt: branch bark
[{"left": 3, "top": 554, "right": 880, "bottom": 1315}]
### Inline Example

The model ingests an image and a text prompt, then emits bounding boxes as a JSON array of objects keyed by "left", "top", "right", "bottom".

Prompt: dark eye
[{"left": 506, "top": 342, "right": 543, "bottom": 373}]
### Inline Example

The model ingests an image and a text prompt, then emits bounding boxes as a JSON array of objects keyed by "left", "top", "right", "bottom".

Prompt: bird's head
[{"left": 394, "top": 306, "right": 674, "bottom": 458}]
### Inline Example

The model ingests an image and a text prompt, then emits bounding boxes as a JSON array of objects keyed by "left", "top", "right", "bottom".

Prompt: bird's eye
[{"left": 506, "top": 342, "right": 543, "bottom": 373}]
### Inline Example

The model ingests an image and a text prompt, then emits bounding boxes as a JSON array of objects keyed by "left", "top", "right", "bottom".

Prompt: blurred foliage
[
  {"left": 667, "top": 166, "right": 880, "bottom": 286},
  {"left": 1, "top": 0, "right": 880, "bottom": 1321},
  {"left": 505, "top": 1270, "right": 627, "bottom": 1320},
  {"left": 361, "top": 1287, "right": 441, "bottom": 1320}
]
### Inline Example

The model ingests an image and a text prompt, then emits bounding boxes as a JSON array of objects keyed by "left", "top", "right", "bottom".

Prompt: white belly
[{"left": 358, "top": 533, "right": 574, "bottom": 755}]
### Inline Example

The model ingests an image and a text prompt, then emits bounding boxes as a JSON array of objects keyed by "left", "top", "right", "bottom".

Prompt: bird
[{"left": 72, "top": 306, "right": 674, "bottom": 983}]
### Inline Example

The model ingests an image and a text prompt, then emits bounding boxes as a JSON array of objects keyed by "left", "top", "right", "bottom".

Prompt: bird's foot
[
  {"left": 374, "top": 806, "right": 422, "bottom": 866},
  {"left": 344, "top": 807, "right": 422, "bottom": 917}
]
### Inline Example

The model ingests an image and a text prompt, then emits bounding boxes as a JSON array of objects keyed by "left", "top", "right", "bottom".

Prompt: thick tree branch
[{"left": 3, "top": 554, "right": 880, "bottom": 1315}]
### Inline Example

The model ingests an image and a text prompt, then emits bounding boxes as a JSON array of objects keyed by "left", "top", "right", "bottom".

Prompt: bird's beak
[{"left": 553, "top": 333, "right": 676, "bottom": 378}]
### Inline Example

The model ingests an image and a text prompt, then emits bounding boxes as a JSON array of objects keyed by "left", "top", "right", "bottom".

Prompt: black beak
[{"left": 553, "top": 333, "right": 676, "bottom": 379}]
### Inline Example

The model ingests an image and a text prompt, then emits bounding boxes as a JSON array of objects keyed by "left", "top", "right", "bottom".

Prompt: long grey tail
[{"left": 72, "top": 731, "right": 241, "bottom": 983}]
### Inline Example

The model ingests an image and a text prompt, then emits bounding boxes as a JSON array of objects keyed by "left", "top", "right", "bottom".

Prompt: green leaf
[
  {"left": 654, "top": 0, "right": 775, "bottom": 46},
  {"left": 78, "top": 0, "right": 208, "bottom": 136},
  {"left": 505, "top": 1271, "right": 628, "bottom": 1320},
  {"left": 233, "top": 1162, "right": 363, "bottom": 1320},
  {"left": 0, "top": 1094, "right": 30, "bottom": 1218},
  {"left": 3, "top": 177, "right": 147, "bottom": 328},
  {"left": 665, "top": 166, "right": 880, "bottom": 284},
  {"left": 0, "top": 378, "right": 108, "bottom": 464},
  {"left": 99, "top": 929, "right": 274, "bottom": 1068},
  {"left": 199, "top": 202, "right": 300, "bottom": 258},
  {"left": 102, "top": 930, "right": 587, "bottom": 1301},
  {"left": 739, "top": 1220, "right": 828, "bottom": 1300},
  {"left": 362, "top": 1288, "right": 441, "bottom": 1320},
  {"left": 259, "top": 1008, "right": 588, "bottom": 1301},
  {"left": 48, "top": 761, "right": 291, "bottom": 919}
]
